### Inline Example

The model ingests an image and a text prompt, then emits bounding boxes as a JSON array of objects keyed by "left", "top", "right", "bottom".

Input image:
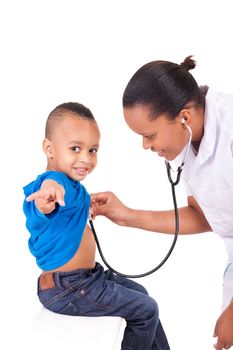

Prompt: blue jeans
[{"left": 38, "top": 262, "right": 170, "bottom": 350}]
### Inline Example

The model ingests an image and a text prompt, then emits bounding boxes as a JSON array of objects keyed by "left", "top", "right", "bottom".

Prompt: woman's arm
[
  {"left": 91, "top": 192, "right": 212, "bottom": 235},
  {"left": 213, "top": 300, "right": 233, "bottom": 350}
]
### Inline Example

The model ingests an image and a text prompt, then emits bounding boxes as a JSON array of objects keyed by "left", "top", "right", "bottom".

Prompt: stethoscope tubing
[
  {"left": 89, "top": 128, "right": 192, "bottom": 278},
  {"left": 89, "top": 166, "right": 180, "bottom": 278}
]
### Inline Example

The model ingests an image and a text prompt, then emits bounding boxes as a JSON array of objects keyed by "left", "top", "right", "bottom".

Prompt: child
[{"left": 23, "top": 102, "right": 170, "bottom": 350}]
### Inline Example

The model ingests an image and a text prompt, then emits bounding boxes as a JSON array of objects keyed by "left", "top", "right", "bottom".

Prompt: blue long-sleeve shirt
[{"left": 23, "top": 171, "right": 90, "bottom": 270}]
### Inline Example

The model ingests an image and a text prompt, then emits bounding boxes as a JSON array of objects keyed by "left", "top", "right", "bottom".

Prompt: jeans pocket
[
  {"left": 56, "top": 301, "right": 79, "bottom": 315},
  {"left": 79, "top": 280, "right": 115, "bottom": 312},
  {"left": 38, "top": 287, "right": 74, "bottom": 310}
]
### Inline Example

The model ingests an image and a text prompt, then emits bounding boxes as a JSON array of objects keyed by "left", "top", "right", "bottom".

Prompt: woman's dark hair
[{"left": 123, "top": 56, "right": 206, "bottom": 119}]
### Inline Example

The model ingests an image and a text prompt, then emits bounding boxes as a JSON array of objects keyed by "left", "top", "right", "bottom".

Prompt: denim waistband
[{"left": 52, "top": 262, "right": 102, "bottom": 288}]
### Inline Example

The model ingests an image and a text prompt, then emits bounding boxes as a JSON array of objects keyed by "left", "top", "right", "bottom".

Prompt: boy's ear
[{"left": 43, "top": 138, "right": 54, "bottom": 159}]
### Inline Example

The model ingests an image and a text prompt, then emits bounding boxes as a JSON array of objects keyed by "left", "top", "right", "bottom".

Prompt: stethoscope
[{"left": 89, "top": 118, "right": 192, "bottom": 278}]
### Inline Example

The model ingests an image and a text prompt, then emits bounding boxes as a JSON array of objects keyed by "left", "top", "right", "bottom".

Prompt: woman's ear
[
  {"left": 177, "top": 108, "right": 192, "bottom": 127},
  {"left": 43, "top": 138, "right": 54, "bottom": 159}
]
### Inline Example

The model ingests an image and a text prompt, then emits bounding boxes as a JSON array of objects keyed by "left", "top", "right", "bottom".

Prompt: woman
[{"left": 91, "top": 56, "right": 233, "bottom": 350}]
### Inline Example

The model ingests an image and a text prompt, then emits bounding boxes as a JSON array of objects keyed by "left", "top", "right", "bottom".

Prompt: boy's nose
[{"left": 78, "top": 152, "right": 91, "bottom": 163}]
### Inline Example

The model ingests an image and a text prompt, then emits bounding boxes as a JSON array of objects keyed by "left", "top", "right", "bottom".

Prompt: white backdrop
[{"left": 1, "top": 0, "right": 232, "bottom": 349}]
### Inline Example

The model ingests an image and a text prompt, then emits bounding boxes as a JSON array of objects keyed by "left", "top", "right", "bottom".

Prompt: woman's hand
[
  {"left": 90, "top": 191, "right": 130, "bottom": 226},
  {"left": 26, "top": 179, "right": 65, "bottom": 214},
  {"left": 213, "top": 301, "right": 233, "bottom": 350}
]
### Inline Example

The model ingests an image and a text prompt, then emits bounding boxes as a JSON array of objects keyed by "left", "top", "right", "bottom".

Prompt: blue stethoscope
[{"left": 89, "top": 119, "right": 192, "bottom": 278}]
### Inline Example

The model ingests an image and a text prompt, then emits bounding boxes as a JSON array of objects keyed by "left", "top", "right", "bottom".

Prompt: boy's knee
[
  {"left": 143, "top": 296, "right": 159, "bottom": 319},
  {"left": 137, "top": 284, "right": 149, "bottom": 295}
]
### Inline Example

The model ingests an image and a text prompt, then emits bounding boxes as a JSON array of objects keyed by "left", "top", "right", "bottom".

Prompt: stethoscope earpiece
[{"left": 181, "top": 117, "right": 186, "bottom": 124}]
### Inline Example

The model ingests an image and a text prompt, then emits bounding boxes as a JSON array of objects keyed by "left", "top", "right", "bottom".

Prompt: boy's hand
[
  {"left": 26, "top": 179, "right": 65, "bottom": 214},
  {"left": 213, "top": 300, "right": 233, "bottom": 350}
]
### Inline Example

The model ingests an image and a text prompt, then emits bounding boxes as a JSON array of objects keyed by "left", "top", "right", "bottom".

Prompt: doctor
[{"left": 91, "top": 56, "right": 233, "bottom": 350}]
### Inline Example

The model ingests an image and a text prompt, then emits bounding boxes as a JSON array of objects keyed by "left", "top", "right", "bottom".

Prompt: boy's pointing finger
[
  {"left": 26, "top": 191, "right": 41, "bottom": 202},
  {"left": 55, "top": 190, "right": 65, "bottom": 206}
]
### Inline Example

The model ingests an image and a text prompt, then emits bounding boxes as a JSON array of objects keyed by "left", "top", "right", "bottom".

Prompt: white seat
[{"left": 29, "top": 307, "right": 124, "bottom": 350}]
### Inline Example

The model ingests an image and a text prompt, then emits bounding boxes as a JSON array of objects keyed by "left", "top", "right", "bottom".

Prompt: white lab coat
[{"left": 174, "top": 88, "right": 233, "bottom": 310}]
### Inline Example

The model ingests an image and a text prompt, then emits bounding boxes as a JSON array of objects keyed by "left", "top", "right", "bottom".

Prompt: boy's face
[{"left": 44, "top": 114, "right": 100, "bottom": 181}]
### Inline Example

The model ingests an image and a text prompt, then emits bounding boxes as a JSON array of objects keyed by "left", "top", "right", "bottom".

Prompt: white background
[{"left": 1, "top": 0, "right": 232, "bottom": 349}]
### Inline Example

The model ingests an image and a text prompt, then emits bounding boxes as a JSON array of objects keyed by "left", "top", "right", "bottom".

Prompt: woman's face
[{"left": 123, "top": 106, "right": 190, "bottom": 161}]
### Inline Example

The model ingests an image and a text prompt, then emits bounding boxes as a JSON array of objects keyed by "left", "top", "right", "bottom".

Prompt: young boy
[{"left": 23, "top": 102, "right": 170, "bottom": 350}]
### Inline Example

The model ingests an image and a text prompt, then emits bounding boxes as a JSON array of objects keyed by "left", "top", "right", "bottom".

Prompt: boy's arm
[{"left": 26, "top": 179, "right": 65, "bottom": 214}]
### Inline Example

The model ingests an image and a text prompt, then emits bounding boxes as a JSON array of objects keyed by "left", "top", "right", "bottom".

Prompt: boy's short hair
[{"left": 45, "top": 102, "right": 95, "bottom": 138}]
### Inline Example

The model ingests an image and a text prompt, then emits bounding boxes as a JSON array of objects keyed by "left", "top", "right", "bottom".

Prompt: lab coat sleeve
[{"left": 182, "top": 178, "right": 192, "bottom": 196}]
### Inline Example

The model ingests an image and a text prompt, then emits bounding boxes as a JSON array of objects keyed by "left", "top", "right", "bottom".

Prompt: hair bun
[{"left": 180, "top": 55, "right": 196, "bottom": 71}]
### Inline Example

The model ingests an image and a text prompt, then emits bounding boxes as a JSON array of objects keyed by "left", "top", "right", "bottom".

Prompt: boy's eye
[
  {"left": 71, "top": 146, "right": 80, "bottom": 152},
  {"left": 89, "top": 148, "right": 98, "bottom": 154}
]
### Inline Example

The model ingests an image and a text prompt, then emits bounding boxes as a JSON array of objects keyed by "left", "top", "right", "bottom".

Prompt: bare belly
[{"left": 43, "top": 224, "right": 96, "bottom": 273}]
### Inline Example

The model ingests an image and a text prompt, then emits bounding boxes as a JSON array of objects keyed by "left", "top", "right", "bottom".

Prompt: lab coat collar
[
  {"left": 194, "top": 87, "right": 217, "bottom": 167},
  {"left": 173, "top": 88, "right": 218, "bottom": 170}
]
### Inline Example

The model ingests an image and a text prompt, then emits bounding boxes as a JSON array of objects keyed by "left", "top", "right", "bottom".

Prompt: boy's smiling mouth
[{"left": 73, "top": 167, "right": 90, "bottom": 176}]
